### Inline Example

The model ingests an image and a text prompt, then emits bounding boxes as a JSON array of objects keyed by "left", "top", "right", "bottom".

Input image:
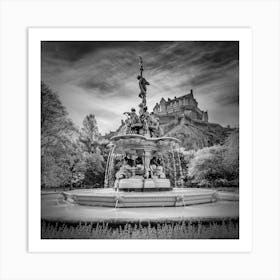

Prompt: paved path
[{"left": 42, "top": 193, "right": 239, "bottom": 223}]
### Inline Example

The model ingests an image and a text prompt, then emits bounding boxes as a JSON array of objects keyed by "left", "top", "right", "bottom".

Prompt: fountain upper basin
[{"left": 110, "top": 134, "right": 180, "bottom": 151}]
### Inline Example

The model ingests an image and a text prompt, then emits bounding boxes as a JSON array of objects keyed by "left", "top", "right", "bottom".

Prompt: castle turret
[
  {"left": 202, "top": 111, "right": 208, "bottom": 122},
  {"left": 153, "top": 103, "right": 160, "bottom": 114},
  {"left": 190, "top": 89, "right": 193, "bottom": 97}
]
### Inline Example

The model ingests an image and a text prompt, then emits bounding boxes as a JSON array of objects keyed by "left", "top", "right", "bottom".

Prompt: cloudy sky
[{"left": 41, "top": 41, "right": 239, "bottom": 134}]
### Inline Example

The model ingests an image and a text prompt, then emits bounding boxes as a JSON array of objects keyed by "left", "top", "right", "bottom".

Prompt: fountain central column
[{"left": 143, "top": 149, "right": 152, "bottom": 178}]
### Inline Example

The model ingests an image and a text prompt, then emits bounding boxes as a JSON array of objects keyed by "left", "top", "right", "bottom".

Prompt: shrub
[
  {"left": 186, "top": 131, "right": 239, "bottom": 187},
  {"left": 212, "top": 178, "right": 230, "bottom": 188},
  {"left": 228, "top": 178, "right": 239, "bottom": 188},
  {"left": 197, "top": 179, "right": 212, "bottom": 188},
  {"left": 188, "top": 145, "right": 226, "bottom": 182}
]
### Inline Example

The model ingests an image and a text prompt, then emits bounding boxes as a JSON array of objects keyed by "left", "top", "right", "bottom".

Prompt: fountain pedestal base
[{"left": 115, "top": 178, "right": 172, "bottom": 191}]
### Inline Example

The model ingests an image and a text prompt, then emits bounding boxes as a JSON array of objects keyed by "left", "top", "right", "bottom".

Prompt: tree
[
  {"left": 41, "top": 82, "right": 80, "bottom": 188},
  {"left": 41, "top": 82, "right": 78, "bottom": 156},
  {"left": 79, "top": 114, "right": 106, "bottom": 187},
  {"left": 223, "top": 130, "right": 239, "bottom": 180},
  {"left": 80, "top": 114, "right": 100, "bottom": 153},
  {"left": 83, "top": 153, "right": 106, "bottom": 187}
]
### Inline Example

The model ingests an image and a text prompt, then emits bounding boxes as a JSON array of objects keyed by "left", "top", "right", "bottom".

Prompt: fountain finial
[
  {"left": 137, "top": 57, "right": 150, "bottom": 107},
  {"left": 139, "top": 56, "right": 144, "bottom": 77}
]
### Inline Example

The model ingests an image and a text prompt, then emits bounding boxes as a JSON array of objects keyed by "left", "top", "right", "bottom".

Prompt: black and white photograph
[
  {"left": 41, "top": 40, "right": 239, "bottom": 239},
  {"left": 2, "top": 0, "right": 280, "bottom": 279}
]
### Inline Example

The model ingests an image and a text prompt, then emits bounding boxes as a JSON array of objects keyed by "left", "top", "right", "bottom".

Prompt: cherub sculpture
[
  {"left": 123, "top": 108, "right": 142, "bottom": 134},
  {"left": 115, "top": 158, "right": 132, "bottom": 180},
  {"left": 148, "top": 112, "right": 161, "bottom": 137}
]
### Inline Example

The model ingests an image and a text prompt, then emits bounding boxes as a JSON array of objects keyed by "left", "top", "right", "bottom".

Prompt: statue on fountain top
[
  {"left": 137, "top": 75, "right": 150, "bottom": 106},
  {"left": 137, "top": 56, "right": 150, "bottom": 107}
]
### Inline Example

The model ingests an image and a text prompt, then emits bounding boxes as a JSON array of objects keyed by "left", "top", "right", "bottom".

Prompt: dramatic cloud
[{"left": 41, "top": 41, "right": 239, "bottom": 134}]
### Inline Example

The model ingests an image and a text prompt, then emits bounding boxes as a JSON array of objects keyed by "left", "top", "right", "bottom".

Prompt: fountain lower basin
[{"left": 62, "top": 188, "right": 220, "bottom": 208}]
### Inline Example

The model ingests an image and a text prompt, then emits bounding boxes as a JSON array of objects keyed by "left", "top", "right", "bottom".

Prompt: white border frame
[{"left": 28, "top": 27, "right": 252, "bottom": 253}]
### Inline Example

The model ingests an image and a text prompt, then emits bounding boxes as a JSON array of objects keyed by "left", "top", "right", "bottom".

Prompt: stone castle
[{"left": 153, "top": 89, "right": 208, "bottom": 124}]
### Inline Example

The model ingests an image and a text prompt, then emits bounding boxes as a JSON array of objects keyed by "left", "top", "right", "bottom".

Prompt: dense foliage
[
  {"left": 41, "top": 83, "right": 106, "bottom": 189},
  {"left": 185, "top": 131, "right": 239, "bottom": 187}
]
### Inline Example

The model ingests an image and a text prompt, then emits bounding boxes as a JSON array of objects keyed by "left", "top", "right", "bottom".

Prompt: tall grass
[{"left": 41, "top": 219, "right": 239, "bottom": 239}]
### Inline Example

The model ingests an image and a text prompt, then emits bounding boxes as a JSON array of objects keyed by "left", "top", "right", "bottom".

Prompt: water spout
[
  {"left": 171, "top": 145, "right": 177, "bottom": 188},
  {"left": 177, "top": 144, "right": 183, "bottom": 186},
  {"left": 104, "top": 144, "right": 116, "bottom": 188},
  {"left": 160, "top": 154, "right": 166, "bottom": 174},
  {"left": 108, "top": 152, "right": 115, "bottom": 188}
]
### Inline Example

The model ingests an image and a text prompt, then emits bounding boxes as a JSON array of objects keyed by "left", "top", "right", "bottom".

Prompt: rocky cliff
[
  {"left": 161, "top": 117, "right": 234, "bottom": 150},
  {"left": 105, "top": 117, "right": 234, "bottom": 151}
]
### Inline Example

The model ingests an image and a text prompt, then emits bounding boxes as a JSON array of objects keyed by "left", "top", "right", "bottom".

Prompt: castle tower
[{"left": 202, "top": 111, "right": 208, "bottom": 122}]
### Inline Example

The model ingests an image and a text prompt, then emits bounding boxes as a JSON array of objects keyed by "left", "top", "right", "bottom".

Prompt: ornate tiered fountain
[
  {"left": 105, "top": 56, "right": 182, "bottom": 192},
  {"left": 63, "top": 57, "right": 217, "bottom": 208}
]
